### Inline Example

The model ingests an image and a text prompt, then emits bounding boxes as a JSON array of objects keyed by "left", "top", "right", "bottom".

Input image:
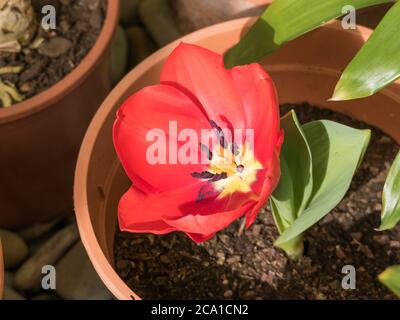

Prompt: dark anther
[
  {"left": 220, "top": 135, "right": 228, "bottom": 149},
  {"left": 191, "top": 171, "right": 228, "bottom": 182},
  {"left": 211, "top": 172, "right": 228, "bottom": 182},
  {"left": 232, "top": 143, "right": 240, "bottom": 156},
  {"left": 200, "top": 143, "right": 213, "bottom": 160},
  {"left": 236, "top": 165, "right": 245, "bottom": 173}
]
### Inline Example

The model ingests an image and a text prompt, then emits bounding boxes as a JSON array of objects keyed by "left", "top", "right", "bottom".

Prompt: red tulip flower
[{"left": 113, "top": 43, "right": 283, "bottom": 243}]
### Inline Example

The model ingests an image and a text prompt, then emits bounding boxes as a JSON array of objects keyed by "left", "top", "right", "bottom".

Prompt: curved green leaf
[
  {"left": 380, "top": 150, "right": 400, "bottom": 231},
  {"left": 275, "top": 121, "right": 371, "bottom": 246},
  {"left": 379, "top": 265, "right": 400, "bottom": 297},
  {"left": 224, "top": 0, "right": 393, "bottom": 68},
  {"left": 332, "top": 1, "right": 400, "bottom": 100},
  {"left": 271, "top": 111, "right": 313, "bottom": 232}
]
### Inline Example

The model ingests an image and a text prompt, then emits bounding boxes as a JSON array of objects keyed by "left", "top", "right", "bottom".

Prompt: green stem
[{"left": 276, "top": 234, "right": 305, "bottom": 260}]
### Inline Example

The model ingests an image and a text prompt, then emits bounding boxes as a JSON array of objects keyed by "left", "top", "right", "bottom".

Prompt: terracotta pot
[
  {"left": 0, "top": 1, "right": 119, "bottom": 228},
  {"left": 0, "top": 239, "right": 3, "bottom": 300},
  {"left": 171, "top": 0, "right": 393, "bottom": 34},
  {"left": 74, "top": 18, "right": 400, "bottom": 300},
  {"left": 170, "top": 0, "right": 271, "bottom": 34}
]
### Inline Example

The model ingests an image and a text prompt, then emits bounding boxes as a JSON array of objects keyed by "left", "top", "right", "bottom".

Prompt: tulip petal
[
  {"left": 230, "top": 63, "right": 281, "bottom": 168},
  {"left": 113, "top": 84, "right": 212, "bottom": 193},
  {"left": 118, "top": 182, "right": 257, "bottom": 240},
  {"left": 118, "top": 186, "right": 178, "bottom": 234},
  {"left": 163, "top": 201, "right": 255, "bottom": 240},
  {"left": 160, "top": 43, "right": 247, "bottom": 131},
  {"left": 246, "top": 135, "right": 283, "bottom": 228}
]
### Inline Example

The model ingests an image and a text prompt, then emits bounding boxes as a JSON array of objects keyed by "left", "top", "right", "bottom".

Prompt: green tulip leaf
[
  {"left": 332, "top": 1, "right": 400, "bottom": 100},
  {"left": 379, "top": 265, "right": 400, "bottom": 297},
  {"left": 380, "top": 150, "right": 400, "bottom": 231},
  {"left": 271, "top": 111, "right": 313, "bottom": 232},
  {"left": 224, "top": 0, "right": 393, "bottom": 68},
  {"left": 275, "top": 120, "right": 371, "bottom": 247}
]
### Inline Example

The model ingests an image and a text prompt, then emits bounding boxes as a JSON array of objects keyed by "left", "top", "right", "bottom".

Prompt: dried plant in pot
[
  {"left": 74, "top": 16, "right": 400, "bottom": 299},
  {"left": 0, "top": 0, "right": 119, "bottom": 228}
]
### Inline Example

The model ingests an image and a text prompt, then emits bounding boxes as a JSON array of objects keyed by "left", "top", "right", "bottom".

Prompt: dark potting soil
[
  {"left": 114, "top": 103, "right": 400, "bottom": 300},
  {"left": 0, "top": 0, "right": 106, "bottom": 108}
]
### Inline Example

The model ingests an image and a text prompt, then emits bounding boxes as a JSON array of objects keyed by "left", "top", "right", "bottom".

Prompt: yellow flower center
[{"left": 208, "top": 143, "right": 262, "bottom": 199}]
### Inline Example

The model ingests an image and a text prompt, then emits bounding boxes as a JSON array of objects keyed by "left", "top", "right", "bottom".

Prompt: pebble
[
  {"left": 335, "top": 245, "right": 347, "bottom": 260},
  {"left": 110, "top": 25, "right": 128, "bottom": 85},
  {"left": 14, "top": 224, "right": 79, "bottom": 292},
  {"left": 38, "top": 37, "right": 72, "bottom": 58},
  {"left": 55, "top": 242, "right": 112, "bottom": 300},
  {"left": 120, "top": 0, "right": 139, "bottom": 25},
  {"left": 223, "top": 290, "right": 233, "bottom": 299},
  {"left": 372, "top": 234, "right": 389, "bottom": 245},
  {"left": 3, "top": 286, "right": 25, "bottom": 300},
  {"left": 0, "top": 229, "right": 28, "bottom": 270},
  {"left": 31, "top": 293, "right": 60, "bottom": 300},
  {"left": 389, "top": 240, "right": 400, "bottom": 248},
  {"left": 18, "top": 218, "right": 61, "bottom": 242},
  {"left": 139, "top": 0, "right": 181, "bottom": 47},
  {"left": 4, "top": 271, "right": 14, "bottom": 287},
  {"left": 125, "top": 26, "right": 156, "bottom": 68}
]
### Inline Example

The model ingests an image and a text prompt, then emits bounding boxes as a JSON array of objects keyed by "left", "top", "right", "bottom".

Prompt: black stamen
[
  {"left": 220, "top": 135, "right": 228, "bottom": 149},
  {"left": 236, "top": 165, "right": 245, "bottom": 173},
  {"left": 191, "top": 171, "right": 228, "bottom": 182},
  {"left": 200, "top": 143, "right": 213, "bottom": 160},
  {"left": 232, "top": 143, "right": 240, "bottom": 156}
]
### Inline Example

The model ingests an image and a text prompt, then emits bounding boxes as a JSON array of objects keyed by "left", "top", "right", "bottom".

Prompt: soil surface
[
  {"left": 0, "top": 0, "right": 106, "bottom": 108},
  {"left": 114, "top": 103, "right": 400, "bottom": 300}
]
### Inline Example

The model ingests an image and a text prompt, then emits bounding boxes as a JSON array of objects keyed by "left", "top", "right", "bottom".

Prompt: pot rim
[
  {"left": 0, "top": 0, "right": 120, "bottom": 124},
  {"left": 74, "top": 17, "right": 391, "bottom": 300}
]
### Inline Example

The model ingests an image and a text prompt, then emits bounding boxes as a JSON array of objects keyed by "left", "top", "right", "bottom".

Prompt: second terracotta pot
[
  {"left": 0, "top": 1, "right": 119, "bottom": 228},
  {"left": 74, "top": 18, "right": 400, "bottom": 300}
]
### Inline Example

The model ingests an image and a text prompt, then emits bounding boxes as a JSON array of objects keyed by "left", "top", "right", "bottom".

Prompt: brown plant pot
[
  {"left": 0, "top": 239, "right": 3, "bottom": 300},
  {"left": 74, "top": 18, "right": 400, "bottom": 300},
  {"left": 171, "top": 0, "right": 394, "bottom": 34},
  {"left": 0, "top": 1, "right": 119, "bottom": 228}
]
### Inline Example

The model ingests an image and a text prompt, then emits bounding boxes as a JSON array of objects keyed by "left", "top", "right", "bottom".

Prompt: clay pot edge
[{"left": 74, "top": 17, "right": 399, "bottom": 300}]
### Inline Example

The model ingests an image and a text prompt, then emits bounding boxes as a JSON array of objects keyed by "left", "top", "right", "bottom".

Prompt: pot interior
[{"left": 80, "top": 19, "right": 400, "bottom": 299}]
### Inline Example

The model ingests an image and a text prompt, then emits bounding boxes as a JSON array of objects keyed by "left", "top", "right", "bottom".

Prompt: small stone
[
  {"left": 252, "top": 224, "right": 262, "bottom": 237},
  {"left": 38, "top": 37, "right": 72, "bottom": 58},
  {"left": 226, "top": 255, "right": 241, "bottom": 264},
  {"left": 139, "top": 0, "right": 181, "bottom": 47},
  {"left": 125, "top": 26, "right": 156, "bottom": 68},
  {"left": 18, "top": 218, "right": 61, "bottom": 241},
  {"left": 373, "top": 234, "right": 389, "bottom": 245},
  {"left": 3, "top": 286, "right": 25, "bottom": 300},
  {"left": 223, "top": 290, "right": 233, "bottom": 299},
  {"left": 110, "top": 25, "right": 128, "bottom": 85},
  {"left": 160, "top": 255, "right": 171, "bottom": 264},
  {"left": 315, "top": 292, "right": 327, "bottom": 300},
  {"left": 0, "top": 229, "right": 28, "bottom": 269},
  {"left": 31, "top": 293, "right": 60, "bottom": 300},
  {"left": 4, "top": 271, "right": 14, "bottom": 287},
  {"left": 389, "top": 240, "right": 400, "bottom": 249},
  {"left": 120, "top": 0, "right": 139, "bottom": 25},
  {"left": 55, "top": 242, "right": 112, "bottom": 300},
  {"left": 351, "top": 232, "right": 362, "bottom": 242},
  {"left": 335, "top": 245, "right": 347, "bottom": 260},
  {"left": 14, "top": 224, "right": 79, "bottom": 292},
  {"left": 216, "top": 252, "right": 226, "bottom": 265},
  {"left": 360, "top": 245, "right": 374, "bottom": 259}
]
